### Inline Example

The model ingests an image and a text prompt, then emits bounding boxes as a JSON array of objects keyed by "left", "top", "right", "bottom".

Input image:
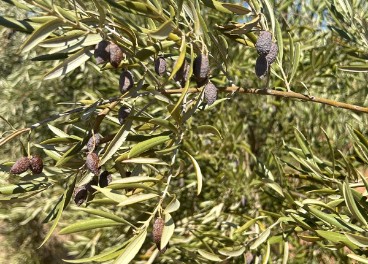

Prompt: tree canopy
[{"left": 1, "top": 0, "right": 368, "bottom": 263}]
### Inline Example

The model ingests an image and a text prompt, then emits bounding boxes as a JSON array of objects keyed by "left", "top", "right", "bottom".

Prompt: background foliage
[{"left": 1, "top": 0, "right": 368, "bottom": 263}]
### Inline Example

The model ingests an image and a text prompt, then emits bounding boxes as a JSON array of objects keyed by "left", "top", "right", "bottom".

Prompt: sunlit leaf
[
  {"left": 44, "top": 47, "right": 93, "bottom": 80},
  {"left": 59, "top": 218, "right": 124, "bottom": 234},
  {"left": 21, "top": 17, "right": 62, "bottom": 52},
  {"left": 128, "top": 135, "right": 171, "bottom": 158},
  {"left": 197, "top": 249, "right": 223, "bottom": 261},
  {"left": 114, "top": 229, "right": 147, "bottom": 264},
  {"left": 160, "top": 213, "right": 175, "bottom": 250},
  {"left": 250, "top": 228, "right": 271, "bottom": 250},
  {"left": 184, "top": 151, "right": 203, "bottom": 195},
  {"left": 117, "top": 193, "right": 158, "bottom": 207},
  {"left": 99, "top": 119, "right": 132, "bottom": 166},
  {"left": 149, "top": 20, "right": 175, "bottom": 40}
]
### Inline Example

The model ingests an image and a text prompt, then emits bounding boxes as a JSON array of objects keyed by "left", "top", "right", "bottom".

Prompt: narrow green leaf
[
  {"left": 44, "top": 47, "right": 93, "bottom": 80},
  {"left": 347, "top": 254, "right": 368, "bottom": 263},
  {"left": 264, "top": 180, "right": 284, "bottom": 197},
  {"left": 117, "top": 193, "right": 158, "bottom": 207},
  {"left": 169, "top": 44, "right": 193, "bottom": 118},
  {"left": 75, "top": 207, "right": 134, "bottom": 227},
  {"left": 308, "top": 206, "right": 351, "bottom": 231},
  {"left": 55, "top": 140, "right": 85, "bottom": 167},
  {"left": 39, "top": 175, "right": 76, "bottom": 247},
  {"left": 197, "top": 249, "right": 223, "bottom": 261},
  {"left": 302, "top": 199, "right": 335, "bottom": 211},
  {"left": 235, "top": 218, "right": 262, "bottom": 234},
  {"left": 92, "top": 186, "right": 127, "bottom": 203},
  {"left": 316, "top": 230, "right": 358, "bottom": 250},
  {"left": 164, "top": 198, "right": 180, "bottom": 214},
  {"left": 0, "top": 189, "right": 45, "bottom": 201},
  {"left": 168, "top": 35, "right": 186, "bottom": 79},
  {"left": 59, "top": 218, "right": 124, "bottom": 234},
  {"left": 149, "top": 20, "right": 174, "bottom": 40},
  {"left": 114, "top": 229, "right": 147, "bottom": 264},
  {"left": 275, "top": 19, "right": 283, "bottom": 65},
  {"left": 294, "top": 128, "right": 312, "bottom": 158},
  {"left": 48, "top": 124, "right": 69, "bottom": 137},
  {"left": 128, "top": 135, "right": 171, "bottom": 158},
  {"left": 54, "top": 5, "right": 78, "bottom": 22},
  {"left": 345, "top": 233, "right": 368, "bottom": 247},
  {"left": 289, "top": 42, "right": 300, "bottom": 83},
  {"left": 263, "top": 0, "right": 275, "bottom": 34},
  {"left": 155, "top": 145, "right": 179, "bottom": 155},
  {"left": 31, "top": 53, "right": 69, "bottom": 61},
  {"left": 40, "top": 30, "right": 87, "bottom": 47},
  {"left": 2, "top": 0, "right": 32, "bottom": 11},
  {"left": 63, "top": 243, "right": 125, "bottom": 263},
  {"left": 92, "top": 0, "right": 107, "bottom": 28},
  {"left": 338, "top": 65, "right": 368, "bottom": 72},
  {"left": 21, "top": 17, "right": 62, "bottom": 52},
  {"left": 110, "top": 176, "right": 160, "bottom": 185},
  {"left": 195, "top": 125, "right": 223, "bottom": 139},
  {"left": 100, "top": 119, "right": 132, "bottom": 166},
  {"left": 184, "top": 151, "right": 203, "bottom": 195},
  {"left": 160, "top": 213, "right": 175, "bottom": 250},
  {"left": 121, "top": 158, "right": 168, "bottom": 165},
  {"left": 282, "top": 241, "right": 289, "bottom": 264},
  {"left": 250, "top": 228, "right": 271, "bottom": 250},
  {"left": 297, "top": 235, "right": 320, "bottom": 242},
  {"left": 0, "top": 16, "right": 34, "bottom": 33},
  {"left": 201, "top": 0, "right": 249, "bottom": 14},
  {"left": 148, "top": 118, "right": 178, "bottom": 133},
  {"left": 262, "top": 242, "right": 270, "bottom": 264},
  {"left": 343, "top": 180, "right": 367, "bottom": 226},
  {"left": 135, "top": 40, "right": 176, "bottom": 60},
  {"left": 289, "top": 214, "right": 313, "bottom": 231},
  {"left": 222, "top": 3, "right": 250, "bottom": 14},
  {"left": 218, "top": 246, "right": 245, "bottom": 257},
  {"left": 0, "top": 182, "right": 48, "bottom": 195},
  {"left": 353, "top": 129, "right": 368, "bottom": 150}
]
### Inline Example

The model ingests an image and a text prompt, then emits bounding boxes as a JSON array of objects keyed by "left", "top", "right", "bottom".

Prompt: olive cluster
[
  {"left": 10, "top": 155, "right": 43, "bottom": 175},
  {"left": 73, "top": 170, "right": 112, "bottom": 206},
  {"left": 255, "top": 31, "right": 279, "bottom": 79},
  {"left": 95, "top": 40, "right": 219, "bottom": 105},
  {"left": 74, "top": 133, "right": 113, "bottom": 206}
]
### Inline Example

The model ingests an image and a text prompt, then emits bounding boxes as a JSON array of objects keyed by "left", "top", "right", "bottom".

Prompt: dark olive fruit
[
  {"left": 174, "top": 60, "right": 190, "bottom": 88},
  {"left": 255, "top": 55, "right": 268, "bottom": 79},
  {"left": 94, "top": 40, "right": 110, "bottom": 65},
  {"left": 196, "top": 77, "right": 208, "bottom": 88},
  {"left": 204, "top": 82, "right": 218, "bottom": 105},
  {"left": 86, "top": 152, "right": 100, "bottom": 175},
  {"left": 87, "top": 133, "right": 102, "bottom": 152},
  {"left": 266, "top": 42, "right": 278, "bottom": 65},
  {"left": 193, "top": 54, "right": 209, "bottom": 81},
  {"left": 99, "top": 170, "right": 112, "bottom": 188},
  {"left": 109, "top": 43, "right": 124, "bottom": 68},
  {"left": 155, "top": 57, "right": 167, "bottom": 76},
  {"left": 119, "top": 70, "right": 134, "bottom": 93},
  {"left": 29, "top": 155, "right": 43, "bottom": 174},
  {"left": 118, "top": 106, "right": 131, "bottom": 125},
  {"left": 153, "top": 217, "right": 165, "bottom": 252},
  {"left": 255, "top": 31, "right": 272, "bottom": 55},
  {"left": 10, "top": 157, "right": 30, "bottom": 174},
  {"left": 74, "top": 185, "right": 88, "bottom": 206}
]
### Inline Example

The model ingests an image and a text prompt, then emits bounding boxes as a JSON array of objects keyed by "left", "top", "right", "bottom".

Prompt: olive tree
[{"left": 1, "top": 0, "right": 368, "bottom": 263}]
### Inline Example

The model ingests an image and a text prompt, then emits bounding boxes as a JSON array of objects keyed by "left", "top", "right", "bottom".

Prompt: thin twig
[{"left": 163, "top": 86, "right": 368, "bottom": 114}]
